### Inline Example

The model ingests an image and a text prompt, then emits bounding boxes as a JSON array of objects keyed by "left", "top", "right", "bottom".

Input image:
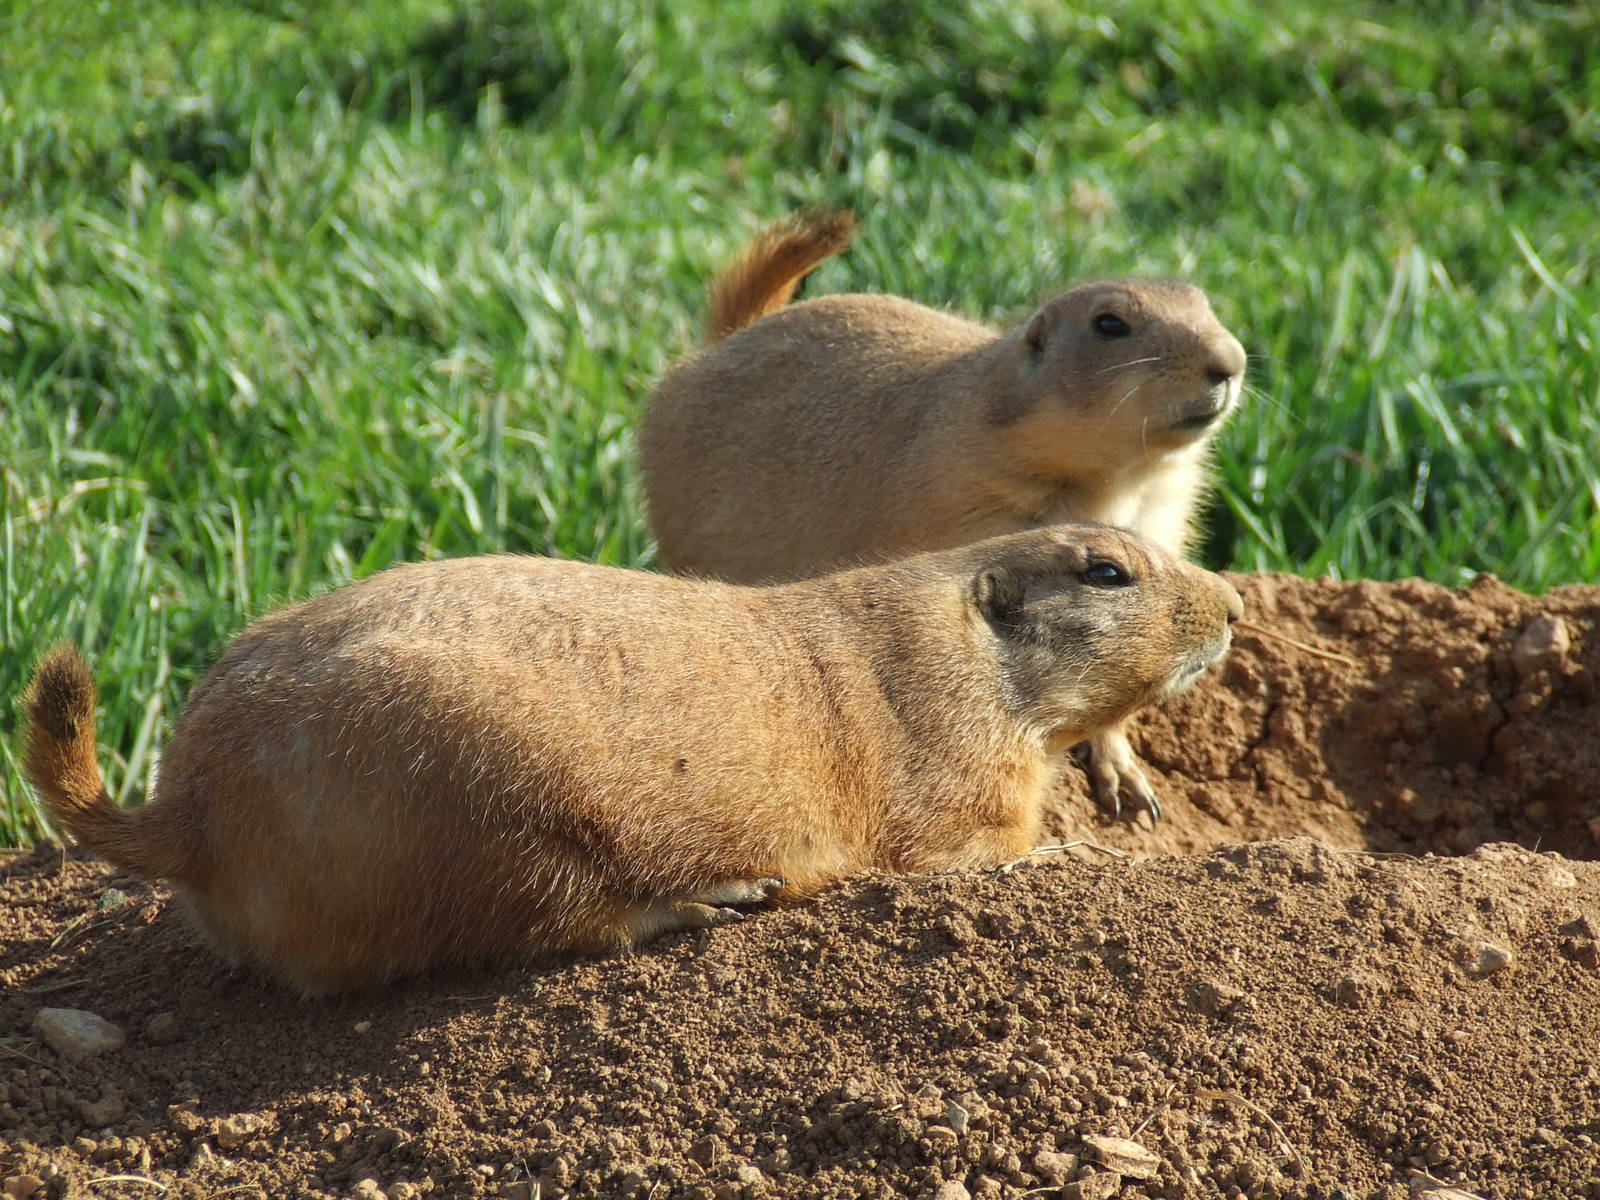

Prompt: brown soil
[{"left": 4, "top": 574, "right": 1599, "bottom": 1200}]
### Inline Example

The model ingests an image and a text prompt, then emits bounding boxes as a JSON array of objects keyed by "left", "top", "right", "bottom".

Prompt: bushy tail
[
  {"left": 704, "top": 209, "right": 857, "bottom": 344},
  {"left": 21, "top": 644, "right": 188, "bottom": 880}
]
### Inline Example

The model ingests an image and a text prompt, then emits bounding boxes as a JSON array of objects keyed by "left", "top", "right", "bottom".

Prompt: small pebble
[
  {"left": 1511, "top": 615, "right": 1570, "bottom": 677},
  {"left": 1080, "top": 1134, "right": 1161, "bottom": 1179},
  {"left": 1465, "top": 942, "right": 1514, "bottom": 978}
]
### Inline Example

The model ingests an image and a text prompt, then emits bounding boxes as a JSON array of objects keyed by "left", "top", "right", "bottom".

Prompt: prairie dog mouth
[
  {"left": 1171, "top": 386, "right": 1237, "bottom": 433},
  {"left": 1161, "top": 633, "right": 1232, "bottom": 698},
  {"left": 1171, "top": 404, "right": 1227, "bottom": 432}
]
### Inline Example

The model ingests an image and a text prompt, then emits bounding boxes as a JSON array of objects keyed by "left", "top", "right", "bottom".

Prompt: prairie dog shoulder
[
  {"left": 22, "top": 527, "right": 1240, "bottom": 992},
  {"left": 640, "top": 211, "right": 1248, "bottom": 583}
]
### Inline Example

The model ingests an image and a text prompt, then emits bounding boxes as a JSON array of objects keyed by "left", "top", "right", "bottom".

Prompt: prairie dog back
[{"left": 22, "top": 527, "right": 1240, "bottom": 992}]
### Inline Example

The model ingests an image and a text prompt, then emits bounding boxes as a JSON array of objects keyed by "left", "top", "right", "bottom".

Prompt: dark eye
[
  {"left": 1085, "top": 561, "right": 1132, "bottom": 586},
  {"left": 1092, "top": 313, "right": 1131, "bottom": 338}
]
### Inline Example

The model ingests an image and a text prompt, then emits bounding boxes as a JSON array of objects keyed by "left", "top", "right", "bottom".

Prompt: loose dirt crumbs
[{"left": 3, "top": 574, "right": 1599, "bottom": 1200}]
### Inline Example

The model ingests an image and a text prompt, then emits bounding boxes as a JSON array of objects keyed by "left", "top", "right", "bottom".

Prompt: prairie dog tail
[
  {"left": 22, "top": 644, "right": 189, "bottom": 880},
  {"left": 704, "top": 209, "right": 857, "bottom": 344}
]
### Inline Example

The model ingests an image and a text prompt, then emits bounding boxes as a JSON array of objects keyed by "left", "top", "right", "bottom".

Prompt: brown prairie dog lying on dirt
[
  {"left": 639, "top": 211, "right": 1248, "bottom": 821},
  {"left": 23, "top": 524, "right": 1239, "bottom": 993}
]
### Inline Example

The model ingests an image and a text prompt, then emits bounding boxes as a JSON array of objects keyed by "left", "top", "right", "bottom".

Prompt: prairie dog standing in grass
[
  {"left": 22, "top": 524, "right": 1239, "bottom": 994},
  {"left": 639, "top": 211, "right": 1247, "bottom": 821}
]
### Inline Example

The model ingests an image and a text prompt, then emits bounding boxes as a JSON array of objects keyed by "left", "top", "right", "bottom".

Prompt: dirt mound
[
  {"left": 1055, "top": 573, "right": 1600, "bottom": 862},
  {"left": 3, "top": 575, "right": 1599, "bottom": 1200}
]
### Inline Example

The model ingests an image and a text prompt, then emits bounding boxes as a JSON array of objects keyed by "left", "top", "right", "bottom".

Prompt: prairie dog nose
[
  {"left": 1221, "top": 579, "right": 1244, "bottom": 623},
  {"left": 1206, "top": 331, "right": 1247, "bottom": 385}
]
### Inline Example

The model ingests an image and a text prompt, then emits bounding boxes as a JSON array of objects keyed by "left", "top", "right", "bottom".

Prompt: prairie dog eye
[
  {"left": 1092, "top": 312, "right": 1132, "bottom": 338},
  {"left": 1084, "top": 561, "right": 1133, "bottom": 586}
]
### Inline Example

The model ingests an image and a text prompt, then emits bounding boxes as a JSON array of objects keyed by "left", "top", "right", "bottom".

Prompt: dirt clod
[
  {"left": 1060, "top": 1173, "right": 1120, "bottom": 1200},
  {"left": 73, "top": 1085, "right": 123, "bottom": 1127},
  {"left": 1030, "top": 1149, "right": 1079, "bottom": 1183},
  {"left": 1186, "top": 976, "right": 1246, "bottom": 1018},
  {"left": 215, "top": 1111, "right": 268, "bottom": 1149}
]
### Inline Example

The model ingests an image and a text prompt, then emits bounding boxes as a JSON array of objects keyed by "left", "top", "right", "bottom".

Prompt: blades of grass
[
  {"left": 115, "top": 642, "right": 170, "bottom": 807},
  {"left": 1510, "top": 227, "right": 1581, "bottom": 312}
]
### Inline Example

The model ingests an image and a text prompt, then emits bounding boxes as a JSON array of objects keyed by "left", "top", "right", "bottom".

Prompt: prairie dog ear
[
  {"left": 974, "top": 567, "right": 1026, "bottom": 627},
  {"left": 1023, "top": 305, "right": 1052, "bottom": 355}
]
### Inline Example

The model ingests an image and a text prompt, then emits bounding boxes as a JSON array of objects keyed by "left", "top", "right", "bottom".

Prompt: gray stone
[{"left": 32, "top": 1007, "right": 125, "bottom": 1060}]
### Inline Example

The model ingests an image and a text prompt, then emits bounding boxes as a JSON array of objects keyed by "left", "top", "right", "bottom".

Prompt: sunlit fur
[{"left": 22, "top": 525, "right": 1238, "bottom": 994}]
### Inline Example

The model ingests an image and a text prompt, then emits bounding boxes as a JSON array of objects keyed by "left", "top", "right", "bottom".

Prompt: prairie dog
[
  {"left": 639, "top": 211, "right": 1248, "bottom": 820},
  {"left": 23, "top": 524, "right": 1240, "bottom": 993}
]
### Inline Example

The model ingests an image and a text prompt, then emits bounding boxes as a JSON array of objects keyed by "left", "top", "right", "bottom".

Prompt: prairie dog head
[
  {"left": 1002, "top": 280, "right": 1246, "bottom": 469},
  {"left": 962, "top": 523, "right": 1241, "bottom": 745}
]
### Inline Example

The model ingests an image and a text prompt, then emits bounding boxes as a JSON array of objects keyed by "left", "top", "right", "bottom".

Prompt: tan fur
[
  {"left": 21, "top": 646, "right": 193, "bottom": 880},
  {"left": 639, "top": 211, "right": 1249, "bottom": 818},
  {"left": 20, "top": 525, "right": 1239, "bottom": 994}
]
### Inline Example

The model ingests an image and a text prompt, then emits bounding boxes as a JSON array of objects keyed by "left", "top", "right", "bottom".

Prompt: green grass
[{"left": 3, "top": 0, "right": 1598, "bottom": 844}]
